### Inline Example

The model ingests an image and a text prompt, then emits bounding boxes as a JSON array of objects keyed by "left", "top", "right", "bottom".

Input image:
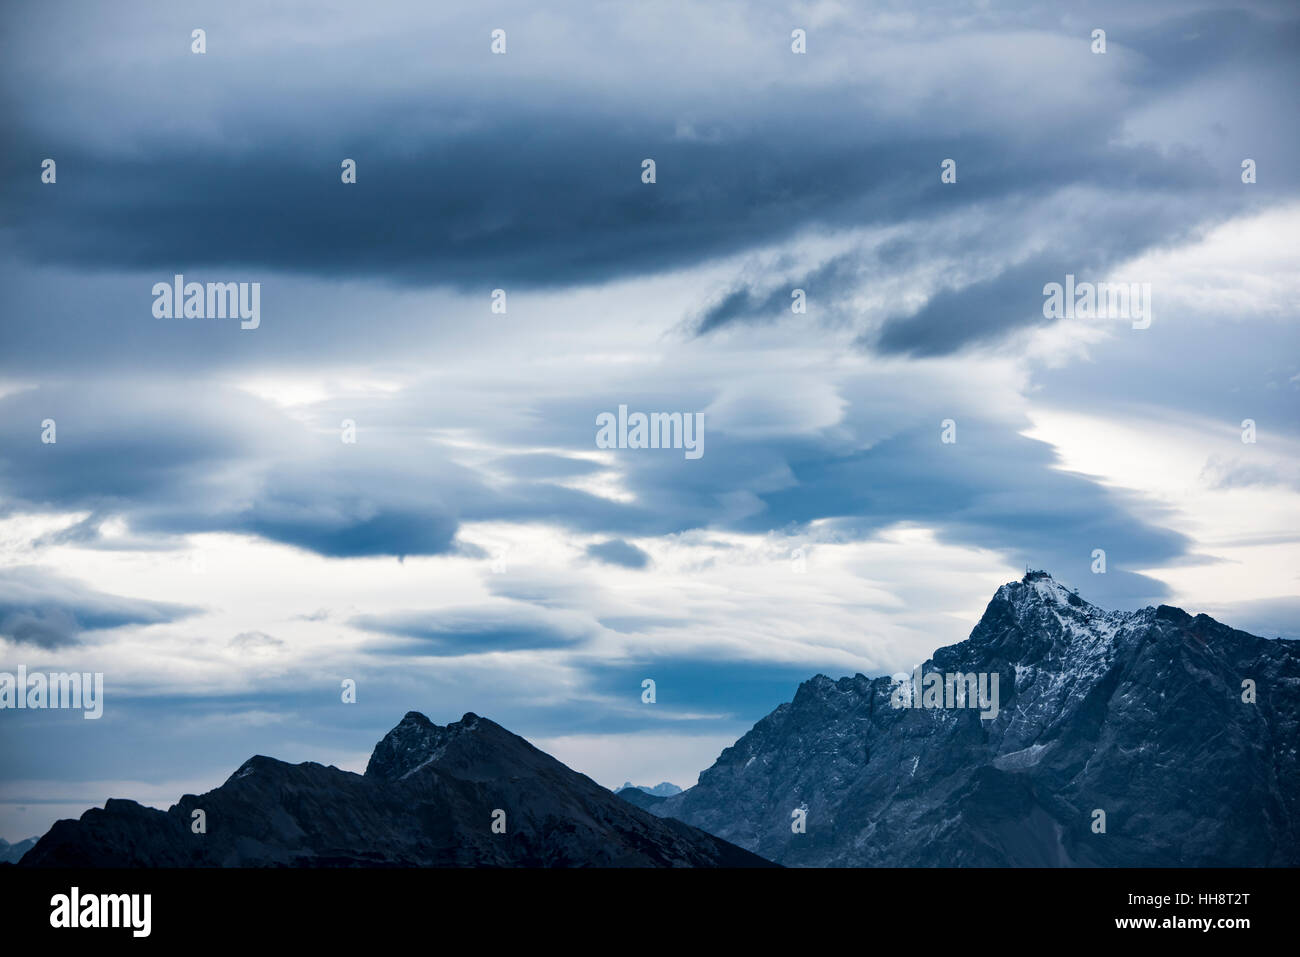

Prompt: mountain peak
[
  {"left": 19, "top": 713, "right": 773, "bottom": 868},
  {"left": 1009, "top": 569, "right": 1083, "bottom": 602},
  {"left": 653, "top": 578, "right": 1299, "bottom": 867},
  {"left": 984, "top": 572, "right": 1109, "bottom": 629},
  {"left": 364, "top": 711, "right": 486, "bottom": 782}
]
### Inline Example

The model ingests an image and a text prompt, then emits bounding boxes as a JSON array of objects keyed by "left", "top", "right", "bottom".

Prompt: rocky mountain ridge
[
  {"left": 19, "top": 711, "right": 773, "bottom": 868},
  {"left": 650, "top": 572, "right": 1299, "bottom": 866}
]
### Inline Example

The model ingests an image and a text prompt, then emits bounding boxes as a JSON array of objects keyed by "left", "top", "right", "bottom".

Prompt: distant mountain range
[
  {"left": 17, "top": 712, "right": 771, "bottom": 867},
  {"left": 0, "top": 837, "right": 36, "bottom": 865},
  {"left": 16, "top": 572, "right": 1296, "bottom": 867},
  {"left": 649, "top": 572, "right": 1300, "bottom": 866},
  {"left": 613, "top": 781, "right": 683, "bottom": 812},
  {"left": 616, "top": 781, "right": 683, "bottom": 797}
]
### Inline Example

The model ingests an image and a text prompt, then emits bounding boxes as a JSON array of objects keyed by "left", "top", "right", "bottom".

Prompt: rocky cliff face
[
  {"left": 652, "top": 573, "right": 1299, "bottom": 866},
  {"left": 19, "top": 711, "right": 773, "bottom": 868}
]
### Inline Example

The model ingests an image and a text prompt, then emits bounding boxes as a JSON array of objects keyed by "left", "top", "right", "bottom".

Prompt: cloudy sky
[{"left": 1, "top": 0, "right": 1297, "bottom": 841}]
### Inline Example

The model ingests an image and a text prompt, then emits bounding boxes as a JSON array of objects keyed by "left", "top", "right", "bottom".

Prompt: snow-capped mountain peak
[{"left": 650, "top": 576, "right": 1300, "bottom": 867}]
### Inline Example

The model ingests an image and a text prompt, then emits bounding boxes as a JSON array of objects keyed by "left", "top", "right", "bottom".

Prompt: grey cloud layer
[
  {"left": 2, "top": 3, "right": 1296, "bottom": 365},
  {"left": 352, "top": 605, "right": 594, "bottom": 655},
  {"left": 0, "top": 377, "right": 1191, "bottom": 608},
  {"left": 0, "top": 566, "right": 199, "bottom": 648}
]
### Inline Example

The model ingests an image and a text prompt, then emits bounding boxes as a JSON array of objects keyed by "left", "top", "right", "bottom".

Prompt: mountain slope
[
  {"left": 652, "top": 572, "right": 1300, "bottom": 866},
  {"left": 19, "top": 712, "right": 774, "bottom": 868},
  {"left": 616, "top": 789, "right": 668, "bottom": 811}
]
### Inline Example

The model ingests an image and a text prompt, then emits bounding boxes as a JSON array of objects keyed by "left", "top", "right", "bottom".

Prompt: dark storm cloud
[
  {"left": 350, "top": 605, "right": 592, "bottom": 655},
  {"left": 0, "top": 384, "right": 486, "bottom": 559},
  {"left": 467, "top": 390, "right": 1194, "bottom": 607},
  {"left": 1, "top": 3, "right": 1294, "bottom": 361},
  {"left": 0, "top": 566, "right": 199, "bottom": 649},
  {"left": 515, "top": 394, "right": 1191, "bottom": 606},
  {"left": 0, "top": 103, "right": 1251, "bottom": 298},
  {"left": 696, "top": 167, "right": 1276, "bottom": 354},
  {"left": 692, "top": 252, "right": 865, "bottom": 335},
  {"left": 874, "top": 252, "right": 1132, "bottom": 358},
  {"left": 0, "top": 384, "right": 262, "bottom": 508},
  {"left": 726, "top": 421, "right": 1190, "bottom": 607},
  {"left": 2, "top": 104, "right": 870, "bottom": 288},
  {"left": 0, "top": 383, "right": 679, "bottom": 561},
  {"left": 0, "top": 378, "right": 1196, "bottom": 607},
  {"left": 585, "top": 539, "right": 651, "bottom": 569}
]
